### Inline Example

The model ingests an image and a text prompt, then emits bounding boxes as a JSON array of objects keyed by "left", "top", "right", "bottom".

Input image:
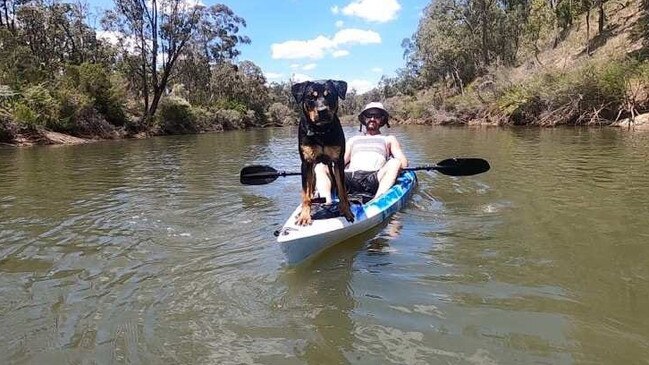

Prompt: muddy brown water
[{"left": 1, "top": 126, "right": 648, "bottom": 364}]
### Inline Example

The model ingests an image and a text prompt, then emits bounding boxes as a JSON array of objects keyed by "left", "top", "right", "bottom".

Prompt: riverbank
[
  {"left": 3, "top": 110, "right": 649, "bottom": 148},
  {"left": 379, "top": 0, "right": 649, "bottom": 128},
  {"left": 0, "top": 127, "right": 140, "bottom": 147}
]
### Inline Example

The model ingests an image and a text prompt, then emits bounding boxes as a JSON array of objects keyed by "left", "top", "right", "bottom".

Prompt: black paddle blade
[
  {"left": 435, "top": 158, "right": 490, "bottom": 176},
  {"left": 240, "top": 165, "right": 280, "bottom": 185}
]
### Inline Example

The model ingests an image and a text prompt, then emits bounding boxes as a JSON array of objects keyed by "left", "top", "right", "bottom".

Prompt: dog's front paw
[
  {"left": 342, "top": 210, "right": 355, "bottom": 223},
  {"left": 295, "top": 209, "right": 312, "bottom": 226}
]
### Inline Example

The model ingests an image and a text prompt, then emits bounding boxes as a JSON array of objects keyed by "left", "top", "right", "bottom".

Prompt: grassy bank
[
  {"left": 379, "top": 0, "right": 649, "bottom": 128},
  {"left": 0, "top": 71, "right": 297, "bottom": 146}
]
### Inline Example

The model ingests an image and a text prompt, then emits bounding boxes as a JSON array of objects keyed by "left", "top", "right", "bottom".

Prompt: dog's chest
[{"left": 300, "top": 145, "right": 342, "bottom": 163}]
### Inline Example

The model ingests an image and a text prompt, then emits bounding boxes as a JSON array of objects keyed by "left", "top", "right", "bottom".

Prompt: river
[{"left": 1, "top": 126, "right": 648, "bottom": 364}]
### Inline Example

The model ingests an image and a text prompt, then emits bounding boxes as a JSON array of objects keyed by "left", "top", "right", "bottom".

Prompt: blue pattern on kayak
[{"left": 308, "top": 170, "right": 415, "bottom": 222}]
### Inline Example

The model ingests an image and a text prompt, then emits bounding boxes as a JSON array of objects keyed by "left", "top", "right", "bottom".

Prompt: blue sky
[{"left": 90, "top": 0, "right": 429, "bottom": 94}]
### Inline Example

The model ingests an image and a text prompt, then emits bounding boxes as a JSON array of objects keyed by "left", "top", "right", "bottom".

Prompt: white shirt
[{"left": 346, "top": 135, "right": 389, "bottom": 172}]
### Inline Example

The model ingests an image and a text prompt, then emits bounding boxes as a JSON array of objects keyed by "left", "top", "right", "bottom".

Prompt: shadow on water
[{"left": 280, "top": 223, "right": 391, "bottom": 364}]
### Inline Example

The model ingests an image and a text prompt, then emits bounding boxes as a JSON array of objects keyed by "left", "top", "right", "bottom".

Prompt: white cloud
[
  {"left": 371, "top": 67, "right": 383, "bottom": 73},
  {"left": 332, "top": 29, "right": 381, "bottom": 45},
  {"left": 97, "top": 30, "right": 119, "bottom": 44},
  {"left": 331, "top": 5, "right": 340, "bottom": 14},
  {"left": 97, "top": 30, "right": 138, "bottom": 53},
  {"left": 302, "top": 63, "right": 317, "bottom": 70},
  {"left": 271, "top": 36, "right": 334, "bottom": 59},
  {"left": 183, "top": 0, "right": 205, "bottom": 7},
  {"left": 342, "top": 0, "right": 401, "bottom": 22},
  {"left": 335, "top": 20, "right": 344, "bottom": 28},
  {"left": 291, "top": 73, "right": 313, "bottom": 82},
  {"left": 332, "top": 50, "right": 350, "bottom": 58},
  {"left": 271, "top": 28, "right": 381, "bottom": 60},
  {"left": 290, "top": 64, "right": 300, "bottom": 69},
  {"left": 349, "top": 79, "right": 376, "bottom": 94}
]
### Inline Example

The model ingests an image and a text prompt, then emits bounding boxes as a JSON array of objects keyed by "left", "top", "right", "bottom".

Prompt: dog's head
[{"left": 291, "top": 80, "right": 347, "bottom": 125}]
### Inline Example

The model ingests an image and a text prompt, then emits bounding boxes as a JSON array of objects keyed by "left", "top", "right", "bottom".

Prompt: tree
[
  {"left": 102, "top": 1, "right": 248, "bottom": 127},
  {"left": 209, "top": 60, "right": 269, "bottom": 120},
  {"left": 0, "top": 0, "right": 109, "bottom": 86},
  {"left": 172, "top": 4, "right": 250, "bottom": 105},
  {"left": 0, "top": 0, "right": 22, "bottom": 33}
]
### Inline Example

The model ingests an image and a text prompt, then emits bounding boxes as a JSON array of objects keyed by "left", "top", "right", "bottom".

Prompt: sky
[{"left": 89, "top": 0, "right": 429, "bottom": 94}]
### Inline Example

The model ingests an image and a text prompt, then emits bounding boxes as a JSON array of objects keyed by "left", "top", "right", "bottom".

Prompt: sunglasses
[{"left": 362, "top": 112, "right": 385, "bottom": 120}]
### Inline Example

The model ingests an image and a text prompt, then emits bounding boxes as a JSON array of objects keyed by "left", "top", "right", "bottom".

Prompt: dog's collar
[{"left": 302, "top": 121, "right": 333, "bottom": 137}]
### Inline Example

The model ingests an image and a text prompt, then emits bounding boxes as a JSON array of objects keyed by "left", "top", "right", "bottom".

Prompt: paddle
[{"left": 240, "top": 158, "right": 490, "bottom": 185}]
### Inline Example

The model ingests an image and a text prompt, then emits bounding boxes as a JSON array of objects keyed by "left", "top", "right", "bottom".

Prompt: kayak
[{"left": 275, "top": 170, "right": 417, "bottom": 265}]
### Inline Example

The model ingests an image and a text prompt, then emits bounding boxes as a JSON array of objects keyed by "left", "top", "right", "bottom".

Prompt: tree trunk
[
  {"left": 480, "top": 0, "right": 489, "bottom": 66},
  {"left": 598, "top": 0, "right": 605, "bottom": 34},
  {"left": 454, "top": 67, "right": 464, "bottom": 95},
  {"left": 141, "top": 32, "right": 150, "bottom": 125},
  {"left": 585, "top": 5, "right": 591, "bottom": 55}
]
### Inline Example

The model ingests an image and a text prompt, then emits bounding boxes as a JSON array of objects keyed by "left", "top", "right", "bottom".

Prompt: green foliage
[
  {"left": 0, "top": 111, "right": 19, "bottom": 142},
  {"left": 214, "top": 98, "right": 248, "bottom": 114},
  {"left": 189, "top": 106, "right": 222, "bottom": 132},
  {"left": 522, "top": 0, "right": 556, "bottom": 58},
  {"left": 493, "top": 59, "right": 649, "bottom": 125},
  {"left": 158, "top": 96, "right": 197, "bottom": 134},
  {"left": 267, "top": 102, "right": 297, "bottom": 126},
  {"left": 208, "top": 61, "right": 269, "bottom": 124},
  {"left": 555, "top": 0, "right": 577, "bottom": 31},
  {"left": 214, "top": 108, "right": 246, "bottom": 130},
  {"left": 70, "top": 63, "right": 128, "bottom": 126},
  {"left": 12, "top": 102, "right": 40, "bottom": 127},
  {"left": 103, "top": 1, "right": 250, "bottom": 123},
  {"left": 56, "top": 87, "right": 93, "bottom": 132},
  {"left": 497, "top": 84, "right": 543, "bottom": 123},
  {"left": 16, "top": 85, "right": 60, "bottom": 128}
]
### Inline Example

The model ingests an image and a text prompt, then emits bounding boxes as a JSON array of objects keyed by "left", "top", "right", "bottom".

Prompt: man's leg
[
  {"left": 375, "top": 159, "right": 402, "bottom": 197},
  {"left": 314, "top": 163, "right": 333, "bottom": 204}
]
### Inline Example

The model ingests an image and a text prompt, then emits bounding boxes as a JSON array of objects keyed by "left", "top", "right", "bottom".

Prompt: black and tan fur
[{"left": 291, "top": 79, "right": 353, "bottom": 226}]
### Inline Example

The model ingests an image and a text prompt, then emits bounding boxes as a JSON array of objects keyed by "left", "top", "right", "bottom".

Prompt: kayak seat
[
  {"left": 310, "top": 202, "right": 342, "bottom": 220},
  {"left": 348, "top": 193, "right": 374, "bottom": 205}
]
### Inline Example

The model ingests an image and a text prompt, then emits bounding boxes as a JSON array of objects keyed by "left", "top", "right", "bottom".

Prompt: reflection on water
[{"left": 1, "top": 126, "right": 649, "bottom": 363}]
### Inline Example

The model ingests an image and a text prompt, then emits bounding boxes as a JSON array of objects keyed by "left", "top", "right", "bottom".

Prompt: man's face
[{"left": 362, "top": 109, "right": 386, "bottom": 131}]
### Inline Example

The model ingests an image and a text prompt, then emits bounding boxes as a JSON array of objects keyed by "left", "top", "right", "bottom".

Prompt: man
[{"left": 314, "top": 102, "right": 408, "bottom": 204}]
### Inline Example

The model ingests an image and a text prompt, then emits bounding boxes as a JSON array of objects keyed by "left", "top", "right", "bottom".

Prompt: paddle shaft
[
  {"left": 266, "top": 166, "right": 436, "bottom": 176},
  {"left": 240, "top": 158, "right": 489, "bottom": 185}
]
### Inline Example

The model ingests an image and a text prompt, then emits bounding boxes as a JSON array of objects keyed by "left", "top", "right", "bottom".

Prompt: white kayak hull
[{"left": 276, "top": 171, "right": 417, "bottom": 265}]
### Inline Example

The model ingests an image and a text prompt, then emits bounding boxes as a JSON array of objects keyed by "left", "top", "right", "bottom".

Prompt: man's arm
[
  {"left": 388, "top": 136, "right": 408, "bottom": 168},
  {"left": 344, "top": 137, "right": 354, "bottom": 167}
]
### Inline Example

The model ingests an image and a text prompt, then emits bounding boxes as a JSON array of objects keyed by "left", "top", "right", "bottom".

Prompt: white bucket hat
[
  {"left": 358, "top": 102, "right": 390, "bottom": 130},
  {"left": 359, "top": 102, "right": 390, "bottom": 119}
]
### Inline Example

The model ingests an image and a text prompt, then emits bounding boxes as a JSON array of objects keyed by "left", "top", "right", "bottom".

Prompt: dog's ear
[
  {"left": 291, "top": 81, "right": 310, "bottom": 104},
  {"left": 330, "top": 80, "right": 347, "bottom": 100}
]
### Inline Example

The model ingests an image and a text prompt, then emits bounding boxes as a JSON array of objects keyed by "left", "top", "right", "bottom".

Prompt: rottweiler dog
[{"left": 291, "top": 79, "right": 354, "bottom": 226}]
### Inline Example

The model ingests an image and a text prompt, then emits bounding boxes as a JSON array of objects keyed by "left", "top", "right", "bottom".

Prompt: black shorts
[{"left": 344, "top": 170, "right": 379, "bottom": 195}]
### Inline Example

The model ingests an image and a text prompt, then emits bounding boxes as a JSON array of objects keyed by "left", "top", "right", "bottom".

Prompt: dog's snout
[
  {"left": 315, "top": 98, "right": 328, "bottom": 111},
  {"left": 317, "top": 109, "right": 330, "bottom": 119}
]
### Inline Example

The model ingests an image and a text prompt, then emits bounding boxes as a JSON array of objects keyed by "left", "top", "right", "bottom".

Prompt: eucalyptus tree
[
  {"left": 0, "top": 0, "right": 107, "bottom": 85},
  {"left": 209, "top": 59, "right": 269, "bottom": 121},
  {"left": 173, "top": 4, "right": 250, "bottom": 105},
  {"left": 18, "top": 1, "right": 103, "bottom": 69},
  {"left": 102, "top": 0, "right": 249, "bottom": 127},
  {"left": 412, "top": 0, "right": 479, "bottom": 91},
  {"left": 0, "top": 0, "right": 22, "bottom": 33}
]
